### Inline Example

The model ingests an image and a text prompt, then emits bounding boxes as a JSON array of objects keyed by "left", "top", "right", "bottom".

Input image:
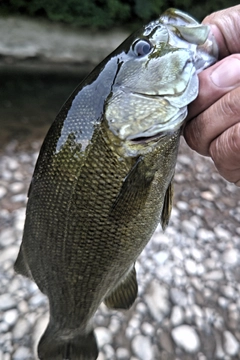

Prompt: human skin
[{"left": 184, "top": 5, "right": 240, "bottom": 186}]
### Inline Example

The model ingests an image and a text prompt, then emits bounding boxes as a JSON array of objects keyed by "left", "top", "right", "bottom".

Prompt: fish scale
[{"left": 14, "top": 8, "right": 218, "bottom": 360}]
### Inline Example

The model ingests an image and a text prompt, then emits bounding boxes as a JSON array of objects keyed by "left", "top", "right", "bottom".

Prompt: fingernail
[{"left": 211, "top": 58, "right": 240, "bottom": 88}]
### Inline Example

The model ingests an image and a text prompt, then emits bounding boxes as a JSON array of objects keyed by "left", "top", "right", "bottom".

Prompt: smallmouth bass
[{"left": 14, "top": 8, "right": 218, "bottom": 360}]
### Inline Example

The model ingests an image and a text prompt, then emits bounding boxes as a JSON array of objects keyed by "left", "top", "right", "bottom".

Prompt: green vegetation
[{"left": 1, "top": 0, "right": 239, "bottom": 28}]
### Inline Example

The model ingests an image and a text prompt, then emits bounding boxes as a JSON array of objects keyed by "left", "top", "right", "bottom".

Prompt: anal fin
[{"left": 104, "top": 265, "right": 138, "bottom": 310}]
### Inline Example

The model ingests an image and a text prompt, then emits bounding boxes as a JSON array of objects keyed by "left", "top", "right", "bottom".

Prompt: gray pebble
[
  {"left": 171, "top": 325, "right": 200, "bottom": 353},
  {"left": 3, "top": 309, "right": 18, "bottom": 326},
  {"left": 170, "top": 288, "right": 188, "bottom": 307},
  {"left": 145, "top": 280, "right": 170, "bottom": 322},
  {"left": 222, "top": 248, "right": 239, "bottom": 266},
  {"left": 170, "top": 306, "right": 184, "bottom": 327},
  {"left": 116, "top": 347, "right": 130, "bottom": 360},
  {"left": 12, "top": 346, "right": 32, "bottom": 360},
  {"left": 0, "top": 245, "right": 19, "bottom": 263},
  {"left": 0, "top": 294, "right": 17, "bottom": 311},
  {"left": 12, "top": 318, "right": 30, "bottom": 340},
  {"left": 132, "top": 334, "right": 153, "bottom": 360},
  {"left": 223, "top": 330, "right": 239, "bottom": 356},
  {"left": 95, "top": 327, "right": 113, "bottom": 348}
]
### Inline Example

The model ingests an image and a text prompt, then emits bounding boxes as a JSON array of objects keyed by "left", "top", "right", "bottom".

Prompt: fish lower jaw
[{"left": 127, "top": 110, "right": 187, "bottom": 144}]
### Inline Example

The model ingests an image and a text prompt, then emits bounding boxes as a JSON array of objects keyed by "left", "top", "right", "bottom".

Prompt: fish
[{"left": 14, "top": 8, "right": 218, "bottom": 360}]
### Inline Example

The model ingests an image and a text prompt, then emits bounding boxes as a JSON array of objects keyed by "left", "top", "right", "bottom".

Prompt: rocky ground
[{"left": 1, "top": 136, "right": 240, "bottom": 360}]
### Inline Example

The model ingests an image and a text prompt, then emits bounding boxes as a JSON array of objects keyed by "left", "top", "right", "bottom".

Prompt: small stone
[
  {"left": 222, "top": 248, "right": 239, "bottom": 265},
  {"left": 200, "top": 191, "right": 215, "bottom": 201},
  {"left": 191, "top": 248, "right": 203, "bottom": 262},
  {"left": 116, "top": 347, "right": 130, "bottom": 360},
  {"left": 223, "top": 331, "right": 239, "bottom": 356},
  {"left": 214, "top": 226, "right": 231, "bottom": 240},
  {"left": 170, "top": 306, "right": 184, "bottom": 327},
  {"left": 145, "top": 280, "right": 170, "bottom": 322},
  {"left": 158, "top": 331, "right": 174, "bottom": 353},
  {"left": 0, "top": 228, "right": 16, "bottom": 247},
  {"left": 95, "top": 327, "right": 112, "bottom": 348},
  {"left": 12, "top": 318, "right": 30, "bottom": 340},
  {"left": 221, "top": 285, "right": 236, "bottom": 300},
  {"left": 141, "top": 322, "right": 155, "bottom": 337},
  {"left": 0, "top": 186, "right": 7, "bottom": 198},
  {"left": 204, "top": 270, "right": 223, "bottom": 281},
  {"left": 172, "top": 247, "right": 184, "bottom": 261},
  {"left": 7, "top": 158, "right": 19, "bottom": 171},
  {"left": 132, "top": 335, "right": 153, "bottom": 360},
  {"left": 12, "top": 346, "right": 32, "bottom": 360},
  {"left": 9, "top": 182, "right": 24, "bottom": 193},
  {"left": 0, "top": 245, "right": 19, "bottom": 262},
  {"left": 29, "top": 292, "right": 46, "bottom": 308},
  {"left": 0, "top": 294, "right": 17, "bottom": 311},
  {"left": 170, "top": 288, "right": 187, "bottom": 307},
  {"left": 108, "top": 317, "right": 121, "bottom": 334},
  {"left": 11, "top": 194, "right": 26, "bottom": 202},
  {"left": 135, "top": 302, "right": 147, "bottom": 314},
  {"left": 182, "top": 220, "right": 197, "bottom": 238},
  {"left": 218, "top": 297, "right": 229, "bottom": 308},
  {"left": 103, "top": 344, "right": 114, "bottom": 359},
  {"left": 3, "top": 309, "right": 18, "bottom": 326},
  {"left": 176, "top": 201, "right": 189, "bottom": 211},
  {"left": 153, "top": 251, "right": 169, "bottom": 265},
  {"left": 185, "top": 259, "right": 197, "bottom": 275},
  {"left": 171, "top": 325, "right": 200, "bottom": 353},
  {"left": 197, "top": 228, "right": 215, "bottom": 242}
]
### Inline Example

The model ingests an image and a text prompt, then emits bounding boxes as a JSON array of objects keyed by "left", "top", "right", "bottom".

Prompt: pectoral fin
[
  {"left": 161, "top": 179, "right": 174, "bottom": 231},
  {"left": 104, "top": 265, "right": 138, "bottom": 309},
  {"left": 110, "top": 157, "right": 153, "bottom": 221}
]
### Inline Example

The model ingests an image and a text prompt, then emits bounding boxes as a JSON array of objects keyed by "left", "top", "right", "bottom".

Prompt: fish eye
[{"left": 133, "top": 39, "right": 152, "bottom": 56}]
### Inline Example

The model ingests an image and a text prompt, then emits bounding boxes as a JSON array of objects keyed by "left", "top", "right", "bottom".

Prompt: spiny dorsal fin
[
  {"left": 104, "top": 265, "right": 138, "bottom": 310},
  {"left": 161, "top": 178, "right": 174, "bottom": 231}
]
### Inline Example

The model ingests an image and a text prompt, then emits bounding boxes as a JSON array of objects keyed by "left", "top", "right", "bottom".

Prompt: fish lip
[{"left": 128, "top": 118, "right": 186, "bottom": 144}]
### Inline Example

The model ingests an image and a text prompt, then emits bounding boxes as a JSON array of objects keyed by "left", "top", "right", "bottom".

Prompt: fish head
[{"left": 105, "top": 8, "right": 218, "bottom": 148}]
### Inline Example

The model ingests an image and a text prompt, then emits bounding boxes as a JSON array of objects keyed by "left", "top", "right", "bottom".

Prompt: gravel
[{"left": 1, "top": 137, "right": 240, "bottom": 359}]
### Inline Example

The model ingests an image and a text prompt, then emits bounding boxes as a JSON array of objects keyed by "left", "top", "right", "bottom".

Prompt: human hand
[{"left": 184, "top": 5, "right": 240, "bottom": 186}]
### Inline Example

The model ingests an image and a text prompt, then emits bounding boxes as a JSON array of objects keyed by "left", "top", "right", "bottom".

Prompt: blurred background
[{"left": 1, "top": 1, "right": 240, "bottom": 359}]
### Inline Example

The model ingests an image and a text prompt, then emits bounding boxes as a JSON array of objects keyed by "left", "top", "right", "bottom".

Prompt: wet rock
[{"left": 171, "top": 325, "right": 200, "bottom": 353}]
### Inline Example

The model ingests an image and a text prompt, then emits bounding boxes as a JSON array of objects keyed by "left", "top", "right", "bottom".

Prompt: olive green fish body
[{"left": 15, "top": 8, "right": 218, "bottom": 360}]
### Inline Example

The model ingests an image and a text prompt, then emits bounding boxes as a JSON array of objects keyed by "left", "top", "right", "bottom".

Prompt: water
[{"left": 0, "top": 68, "right": 85, "bottom": 149}]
